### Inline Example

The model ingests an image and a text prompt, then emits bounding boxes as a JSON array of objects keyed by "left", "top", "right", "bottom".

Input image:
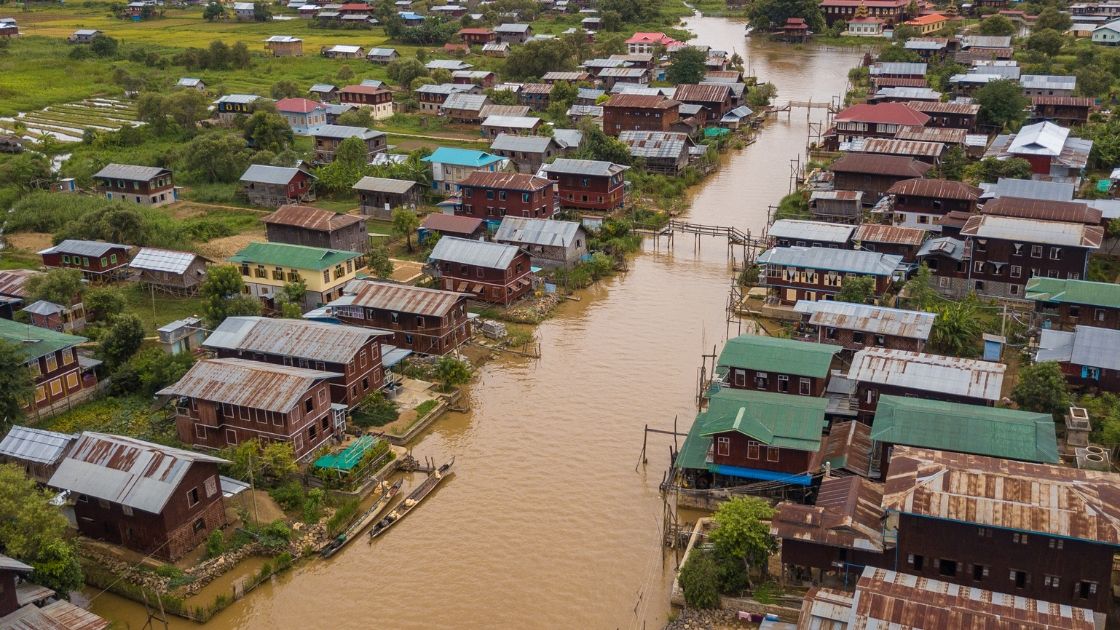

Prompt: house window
[
  {"left": 122, "top": 505, "right": 133, "bottom": 516},
  {"left": 1010, "top": 265, "right": 1022, "bottom": 278},
  {"left": 195, "top": 424, "right": 207, "bottom": 440},
  {"left": 323, "top": 270, "right": 331, "bottom": 283},
  {"left": 1049, "top": 247, "right": 1061, "bottom": 260},
  {"left": 1049, "top": 538, "right": 1063, "bottom": 550},
  {"left": 187, "top": 487, "right": 200, "bottom": 507},
  {"left": 977, "top": 527, "right": 991, "bottom": 537},
  {"left": 853, "top": 332, "right": 865, "bottom": 345},
  {"left": 50, "top": 379, "right": 62, "bottom": 396},
  {"left": 225, "top": 428, "right": 237, "bottom": 444},
  {"left": 747, "top": 441, "right": 759, "bottom": 459},
  {"left": 938, "top": 559, "right": 957, "bottom": 577},
  {"left": 766, "top": 447, "right": 779, "bottom": 462},
  {"left": 755, "top": 372, "right": 769, "bottom": 389},
  {"left": 973, "top": 261, "right": 984, "bottom": 274},
  {"left": 305, "top": 398, "right": 314, "bottom": 413},
  {"left": 733, "top": 370, "right": 745, "bottom": 387},
  {"left": 778, "top": 375, "right": 789, "bottom": 392},
  {"left": 193, "top": 518, "right": 206, "bottom": 533},
  {"left": 907, "top": 554, "right": 924, "bottom": 570},
  {"left": 1078, "top": 581, "right": 1098, "bottom": 598},
  {"left": 1043, "top": 575, "right": 1061, "bottom": 589},
  {"left": 798, "top": 378, "right": 811, "bottom": 395},
  {"left": 309, "top": 424, "right": 318, "bottom": 440},
  {"left": 972, "top": 564, "right": 989, "bottom": 581},
  {"left": 1010, "top": 570, "right": 1028, "bottom": 589},
  {"left": 1012, "top": 533, "right": 1028, "bottom": 544},
  {"left": 716, "top": 437, "right": 730, "bottom": 456},
  {"left": 1031, "top": 244, "right": 1043, "bottom": 258},
  {"left": 1096, "top": 309, "right": 1106, "bottom": 322}
]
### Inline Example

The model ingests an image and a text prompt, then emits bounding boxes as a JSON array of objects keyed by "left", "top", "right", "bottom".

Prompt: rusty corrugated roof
[
  {"left": 830, "top": 154, "right": 932, "bottom": 178},
  {"left": 262, "top": 205, "right": 362, "bottom": 231},
  {"left": 981, "top": 196, "right": 1101, "bottom": 225},
  {"left": 0, "top": 269, "right": 40, "bottom": 299},
  {"left": 156, "top": 357, "right": 340, "bottom": 413},
  {"left": 860, "top": 137, "right": 944, "bottom": 158},
  {"left": 335, "top": 278, "right": 469, "bottom": 318},
  {"left": 884, "top": 446, "right": 1120, "bottom": 545},
  {"left": 203, "top": 316, "right": 389, "bottom": 364},
  {"left": 848, "top": 348, "right": 1005, "bottom": 401},
  {"left": 771, "top": 475, "right": 883, "bottom": 552},
  {"left": 853, "top": 223, "right": 927, "bottom": 246},
  {"left": 459, "top": 171, "right": 551, "bottom": 191},
  {"left": 887, "top": 178, "right": 981, "bottom": 200},
  {"left": 894, "top": 125, "right": 966, "bottom": 145},
  {"left": 603, "top": 93, "right": 678, "bottom": 109},
  {"left": 673, "top": 83, "right": 731, "bottom": 104}
]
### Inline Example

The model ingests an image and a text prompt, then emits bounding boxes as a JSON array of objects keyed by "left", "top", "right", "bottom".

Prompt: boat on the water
[
  {"left": 320, "top": 479, "right": 403, "bottom": 558},
  {"left": 368, "top": 458, "right": 454, "bottom": 541}
]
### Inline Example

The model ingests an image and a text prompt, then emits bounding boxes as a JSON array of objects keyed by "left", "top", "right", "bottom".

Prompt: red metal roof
[
  {"left": 830, "top": 153, "right": 932, "bottom": 178},
  {"left": 887, "top": 178, "right": 981, "bottom": 200},
  {"left": 905, "top": 13, "right": 947, "bottom": 25},
  {"left": 275, "top": 98, "right": 325, "bottom": 114},
  {"left": 604, "top": 93, "right": 680, "bottom": 109},
  {"left": 340, "top": 84, "right": 388, "bottom": 95},
  {"left": 421, "top": 213, "right": 484, "bottom": 235},
  {"left": 834, "top": 103, "right": 930, "bottom": 127},
  {"left": 459, "top": 171, "right": 552, "bottom": 192},
  {"left": 624, "top": 32, "right": 679, "bottom": 45}
]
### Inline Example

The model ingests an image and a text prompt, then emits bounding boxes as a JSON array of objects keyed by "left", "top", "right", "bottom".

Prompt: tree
[
  {"left": 99, "top": 314, "right": 144, "bottom": 370},
  {"left": 1075, "top": 65, "right": 1113, "bottom": 98},
  {"left": 207, "top": 40, "right": 232, "bottom": 69},
  {"left": 0, "top": 340, "right": 33, "bottom": 427},
  {"left": 435, "top": 355, "right": 472, "bottom": 392},
  {"left": 387, "top": 57, "right": 427, "bottom": 87},
  {"left": 337, "top": 107, "right": 373, "bottom": 128},
  {"left": 392, "top": 207, "right": 420, "bottom": 252},
  {"left": 1035, "top": 6, "right": 1071, "bottom": 32},
  {"left": 962, "top": 156, "right": 1032, "bottom": 185},
  {"left": 572, "top": 120, "right": 632, "bottom": 164},
  {"left": 116, "top": 346, "right": 196, "bottom": 397},
  {"left": 201, "top": 265, "right": 250, "bottom": 327},
  {"left": 0, "top": 465, "right": 82, "bottom": 596},
  {"left": 203, "top": 2, "right": 225, "bottom": 20},
  {"left": 1026, "top": 28, "right": 1064, "bottom": 56},
  {"left": 486, "top": 87, "right": 520, "bottom": 106},
  {"left": 549, "top": 80, "right": 579, "bottom": 112},
  {"left": 677, "top": 548, "right": 721, "bottom": 609},
  {"left": 315, "top": 136, "right": 370, "bottom": 194},
  {"left": 277, "top": 279, "right": 306, "bottom": 318},
  {"left": 244, "top": 111, "right": 293, "bottom": 153},
  {"left": 504, "top": 39, "right": 574, "bottom": 81},
  {"left": 368, "top": 245, "right": 394, "bottom": 279},
  {"left": 26, "top": 269, "right": 83, "bottom": 306},
  {"left": 878, "top": 44, "right": 921, "bottom": 63},
  {"left": 85, "top": 287, "right": 125, "bottom": 323},
  {"left": 220, "top": 439, "right": 297, "bottom": 481},
  {"left": 176, "top": 132, "right": 252, "bottom": 183},
  {"left": 1011, "top": 361, "right": 1071, "bottom": 418},
  {"left": 979, "top": 14, "right": 1016, "bottom": 36},
  {"left": 974, "top": 79, "right": 1029, "bottom": 130},
  {"left": 270, "top": 80, "right": 301, "bottom": 99},
  {"left": 834, "top": 275, "right": 876, "bottom": 304},
  {"left": 902, "top": 263, "right": 938, "bottom": 310},
  {"left": 667, "top": 46, "right": 707, "bottom": 85},
  {"left": 231, "top": 41, "right": 252, "bottom": 68},
  {"left": 253, "top": 1, "right": 272, "bottom": 21},
  {"left": 892, "top": 24, "right": 920, "bottom": 43},
  {"left": 936, "top": 146, "right": 968, "bottom": 181},
  {"left": 708, "top": 496, "right": 776, "bottom": 588},
  {"left": 1076, "top": 393, "right": 1120, "bottom": 444},
  {"left": 351, "top": 391, "right": 399, "bottom": 427},
  {"left": 745, "top": 0, "right": 824, "bottom": 30},
  {"left": 0, "top": 152, "right": 51, "bottom": 191},
  {"left": 143, "top": 89, "right": 212, "bottom": 129},
  {"left": 929, "top": 297, "right": 983, "bottom": 357},
  {"left": 90, "top": 34, "right": 119, "bottom": 57},
  {"left": 1086, "top": 119, "right": 1120, "bottom": 168}
]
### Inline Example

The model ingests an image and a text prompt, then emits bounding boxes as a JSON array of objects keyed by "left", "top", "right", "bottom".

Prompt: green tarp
[{"left": 314, "top": 435, "right": 377, "bottom": 471}]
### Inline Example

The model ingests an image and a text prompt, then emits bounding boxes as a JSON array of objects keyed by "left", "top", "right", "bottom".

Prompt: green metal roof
[
  {"left": 716, "top": 335, "right": 840, "bottom": 378},
  {"left": 870, "top": 395, "right": 1059, "bottom": 464},
  {"left": 1025, "top": 277, "right": 1120, "bottom": 310},
  {"left": 313, "top": 435, "right": 377, "bottom": 471},
  {"left": 675, "top": 416, "right": 711, "bottom": 471},
  {"left": 698, "top": 388, "right": 827, "bottom": 451},
  {"left": 0, "top": 318, "right": 87, "bottom": 363},
  {"left": 229, "top": 242, "right": 361, "bottom": 271}
]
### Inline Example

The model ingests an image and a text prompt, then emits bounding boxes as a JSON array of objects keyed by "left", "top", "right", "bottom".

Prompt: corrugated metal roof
[
  {"left": 829, "top": 153, "right": 931, "bottom": 178},
  {"left": 216, "top": 94, "right": 263, "bottom": 104},
  {"left": 757, "top": 246, "right": 902, "bottom": 276},
  {"left": 871, "top": 395, "right": 1058, "bottom": 463},
  {"left": 960, "top": 214, "right": 1103, "bottom": 248},
  {"left": 852, "top": 223, "right": 926, "bottom": 246},
  {"left": 905, "top": 100, "right": 979, "bottom": 115},
  {"left": 698, "top": 388, "right": 828, "bottom": 451},
  {"left": 541, "top": 158, "right": 627, "bottom": 177},
  {"left": 312, "top": 124, "right": 384, "bottom": 140},
  {"left": 426, "top": 59, "right": 472, "bottom": 70},
  {"left": 1040, "top": 324, "right": 1120, "bottom": 370},
  {"left": 983, "top": 177, "right": 1075, "bottom": 201},
  {"left": 0, "top": 269, "right": 39, "bottom": 298},
  {"left": 868, "top": 62, "right": 927, "bottom": 76},
  {"left": 567, "top": 104, "right": 603, "bottom": 117},
  {"left": 239, "top": 164, "right": 309, "bottom": 185},
  {"left": 459, "top": 170, "right": 551, "bottom": 191},
  {"left": 21, "top": 301, "right": 64, "bottom": 316},
  {"left": 961, "top": 34, "right": 1012, "bottom": 47},
  {"left": 262, "top": 205, "right": 362, "bottom": 231},
  {"left": 847, "top": 567, "right": 1096, "bottom": 629},
  {"left": 332, "top": 279, "right": 468, "bottom": 317},
  {"left": 810, "top": 190, "right": 862, "bottom": 202},
  {"left": 542, "top": 71, "right": 590, "bottom": 82},
  {"left": 884, "top": 446, "right": 1120, "bottom": 545},
  {"left": 479, "top": 104, "right": 531, "bottom": 119},
  {"left": 673, "top": 83, "right": 731, "bottom": 103},
  {"left": 717, "top": 334, "right": 840, "bottom": 378},
  {"left": 0, "top": 426, "right": 76, "bottom": 465},
  {"left": 38, "top": 239, "right": 129, "bottom": 257},
  {"left": 1008, "top": 121, "right": 1070, "bottom": 156},
  {"left": 794, "top": 301, "right": 935, "bottom": 340},
  {"left": 820, "top": 420, "right": 872, "bottom": 476},
  {"left": 796, "top": 587, "right": 854, "bottom": 630},
  {"left": 264, "top": 35, "right": 301, "bottom": 43},
  {"left": 442, "top": 92, "right": 489, "bottom": 113},
  {"left": 771, "top": 475, "right": 883, "bottom": 552},
  {"left": 353, "top": 176, "right": 417, "bottom": 194},
  {"left": 903, "top": 37, "right": 947, "bottom": 50},
  {"left": 157, "top": 357, "right": 340, "bottom": 413},
  {"left": 490, "top": 134, "right": 556, "bottom": 158},
  {"left": 981, "top": 196, "right": 1100, "bottom": 224},
  {"left": 48, "top": 432, "right": 227, "bottom": 514},
  {"left": 916, "top": 236, "right": 967, "bottom": 261},
  {"left": 848, "top": 347, "right": 1005, "bottom": 400},
  {"left": 203, "top": 316, "right": 389, "bottom": 364},
  {"left": 415, "top": 83, "right": 473, "bottom": 95},
  {"left": 494, "top": 217, "right": 582, "bottom": 248},
  {"left": 855, "top": 137, "right": 945, "bottom": 158},
  {"left": 92, "top": 163, "right": 169, "bottom": 181},
  {"left": 128, "top": 248, "right": 204, "bottom": 275},
  {"left": 422, "top": 147, "right": 504, "bottom": 168},
  {"left": 893, "top": 125, "right": 966, "bottom": 145},
  {"left": 1025, "top": 277, "right": 1120, "bottom": 309},
  {"left": 482, "top": 115, "right": 541, "bottom": 128},
  {"left": 495, "top": 22, "right": 530, "bottom": 32},
  {"left": 1020, "top": 74, "right": 1077, "bottom": 90},
  {"left": 604, "top": 93, "right": 676, "bottom": 108},
  {"left": 421, "top": 213, "right": 483, "bottom": 235},
  {"left": 617, "top": 130, "right": 690, "bottom": 159},
  {"left": 229, "top": 242, "right": 361, "bottom": 270},
  {"left": 429, "top": 236, "right": 521, "bottom": 269},
  {"left": 309, "top": 83, "right": 336, "bottom": 93},
  {"left": 0, "top": 318, "right": 87, "bottom": 362},
  {"left": 768, "top": 220, "right": 855, "bottom": 244},
  {"left": 872, "top": 87, "right": 942, "bottom": 101}
]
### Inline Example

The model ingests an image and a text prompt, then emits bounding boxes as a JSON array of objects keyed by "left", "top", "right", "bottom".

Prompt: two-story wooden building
[
  {"left": 756, "top": 246, "right": 902, "bottom": 305},
  {"left": 422, "top": 147, "right": 510, "bottom": 194},
  {"left": 325, "top": 279, "right": 471, "bottom": 355},
  {"left": 1037, "top": 325, "right": 1120, "bottom": 392},
  {"left": 229, "top": 242, "right": 364, "bottom": 310},
  {"left": 204, "top": 316, "right": 390, "bottom": 406},
  {"left": 240, "top": 164, "right": 316, "bottom": 207},
  {"left": 493, "top": 216, "right": 588, "bottom": 268},
  {"left": 38, "top": 240, "right": 132, "bottom": 282},
  {"left": 1026, "top": 277, "right": 1120, "bottom": 331},
  {"left": 673, "top": 84, "right": 734, "bottom": 123},
  {"left": 851, "top": 223, "right": 926, "bottom": 262},
  {"left": 160, "top": 358, "right": 343, "bottom": 461},
  {"left": 602, "top": 94, "right": 681, "bottom": 136},
  {"left": 905, "top": 100, "right": 980, "bottom": 131},
  {"left": 848, "top": 348, "right": 1006, "bottom": 420},
  {"left": 887, "top": 178, "right": 981, "bottom": 231},
  {"left": 793, "top": 301, "right": 935, "bottom": 354},
  {"left": 428, "top": 237, "right": 533, "bottom": 305},
  {"left": 262, "top": 204, "right": 369, "bottom": 257},
  {"left": 883, "top": 447, "right": 1120, "bottom": 613},
  {"left": 0, "top": 318, "right": 95, "bottom": 416},
  {"left": 767, "top": 220, "right": 855, "bottom": 249},
  {"left": 47, "top": 432, "right": 227, "bottom": 561},
  {"left": 93, "top": 164, "right": 176, "bottom": 207},
  {"left": 415, "top": 83, "right": 478, "bottom": 115},
  {"left": 539, "top": 158, "right": 628, "bottom": 211},
  {"left": 827, "top": 103, "right": 930, "bottom": 149},
  {"left": 716, "top": 334, "right": 840, "bottom": 397},
  {"left": 456, "top": 171, "right": 556, "bottom": 222},
  {"left": 1030, "top": 96, "right": 1095, "bottom": 127},
  {"left": 337, "top": 84, "right": 394, "bottom": 119},
  {"left": 312, "top": 125, "right": 387, "bottom": 164},
  {"left": 490, "top": 134, "right": 564, "bottom": 174},
  {"left": 353, "top": 176, "right": 422, "bottom": 219},
  {"left": 0, "top": 269, "right": 39, "bottom": 319},
  {"left": 830, "top": 154, "right": 932, "bottom": 202}
]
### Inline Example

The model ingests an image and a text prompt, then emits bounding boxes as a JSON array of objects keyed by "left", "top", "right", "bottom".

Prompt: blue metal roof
[{"left": 422, "top": 147, "right": 505, "bottom": 168}]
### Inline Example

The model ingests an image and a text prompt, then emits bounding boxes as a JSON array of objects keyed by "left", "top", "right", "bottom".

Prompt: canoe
[
  {"left": 368, "top": 458, "right": 454, "bottom": 541},
  {"left": 320, "top": 479, "right": 403, "bottom": 558}
]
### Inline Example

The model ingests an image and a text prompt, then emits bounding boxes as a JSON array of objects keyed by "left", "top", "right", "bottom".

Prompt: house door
[
  {"left": 784, "top": 288, "right": 797, "bottom": 303},
  {"left": 805, "top": 291, "right": 816, "bottom": 301}
]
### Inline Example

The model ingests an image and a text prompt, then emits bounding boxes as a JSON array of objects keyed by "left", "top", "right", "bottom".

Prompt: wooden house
[
  {"left": 0, "top": 269, "right": 39, "bottom": 319},
  {"left": 67, "top": 29, "right": 101, "bottom": 43},
  {"left": 422, "top": 147, "right": 510, "bottom": 194},
  {"left": 452, "top": 70, "right": 497, "bottom": 88},
  {"left": 419, "top": 213, "right": 486, "bottom": 241},
  {"left": 828, "top": 103, "right": 930, "bottom": 149},
  {"left": 337, "top": 85, "right": 394, "bottom": 119},
  {"left": 204, "top": 316, "right": 389, "bottom": 406},
  {"left": 456, "top": 27, "right": 496, "bottom": 45},
  {"left": 366, "top": 47, "right": 399, "bottom": 64},
  {"left": 848, "top": 348, "right": 1006, "bottom": 420},
  {"left": 716, "top": 334, "right": 840, "bottom": 397},
  {"left": 38, "top": 240, "right": 131, "bottom": 282},
  {"left": 48, "top": 432, "right": 227, "bottom": 560},
  {"left": 0, "top": 426, "right": 76, "bottom": 486},
  {"left": 883, "top": 447, "right": 1120, "bottom": 613},
  {"left": 440, "top": 92, "right": 489, "bottom": 123},
  {"left": 851, "top": 223, "right": 926, "bottom": 262},
  {"left": 321, "top": 44, "right": 364, "bottom": 59},
  {"left": 161, "top": 358, "right": 342, "bottom": 461},
  {"left": 308, "top": 83, "right": 338, "bottom": 102},
  {"left": 517, "top": 83, "right": 553, "bottom": 111},
  {"left": 768, "top": 219, "right": 854, "bottom": 249},
  {"left": 756, "top": 246, "right": 902, "bottom": 305},
  {"left": 22, "top": 300, "right": 85, "bottom": 334},
  {"left": 887, "top": 178, "right": 980, "bottom": 231},
  {"left": 808, "top": 191, "right": 863, "bottom": 224},
  {"left": 494, "top": 22, "right": 532, "bottom": 44},
  {"left": 93, "top": 163, "right": 176, "bottom": 207},
  {"left": 494, "top": 217, "right": 587, "bottom": 268},
  {"left": 215, "top": 94, "right": 266, "bottom": 122},
  {"left": 1037, "top": 325, "right": 1120, "bottom": 392},
  {"left": 793, "top": 301, "right": 935, "bottom": 354},
  {"left": 539, "top": 158, "right": 627, "bottom": 211},
  {"left": 983, "top": 122, "right": 1091, "bottom": 180},
  {"left": 456, "top": 171, "right": 557, "bottom": 222},
  {"left": 415, "top": 83, "right": 477, "bottom": 115},
  {"left": 602, "top": 93, "right": 681, "bottom": 136},
  {"left": 353, "top": 176, "right": 422, "bottom": 219},
  {"left": 229, "top": 242, "right": 363, "bottom": 310},
  {"left": 325, "top": 279, "right": 471, "bottom": 355},
  {"left": 128, "top": 247, "right": 210, "bottom": 295},
  {"left": 0, "top": 319, "right": 95, "bottom": 417},
  {"left": 481, "top": 115, "right": 542, "bottom": 138},
  {"left": 1030, "top": 96, "right": 1095, "bottom": 127},
  {"left": 312, "top": 125, "right": 387, "bottom": 163},
  {"left": 617, "top": 130, "right": 690, "bottom": 175},
  {"left": 1026, "top": 277, "right": 1120, "bottom": 331},
  {"left": 673, "top": 84, "right": 734, "bottom": 123},
  {"left": 905, "top": 100, "right": 979, "bottom": 130},
  {"left": 830, "top": 153, "right": 932, "bottom": 202},
  {"left": 262, "top": 204, "right": 369, "bottom": 256},
  {"left": 490, "top": 134, "right": 563, "bottom": 174},
  {"left": 240, "top": 164, "right": 316, "bottom": 207},
  {"left": 428, "top": 237, "right": 533, "bottom": 305}
]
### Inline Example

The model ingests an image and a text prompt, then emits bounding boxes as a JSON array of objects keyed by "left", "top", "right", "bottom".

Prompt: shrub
[
  {"left": 206, "top": 530, "right": 225, "bottom": 558},
  {"left": 351, "top": 392, "right": 399, "bottom": 428},
  {"left": 679, "top": 548, "right": 721, "bottom": 609},
  {"left": 326, "top": 499, "right": 359, "bottom": 538},
  {"left": 269, "top": 481, "right": 307, "bottom": 512}
]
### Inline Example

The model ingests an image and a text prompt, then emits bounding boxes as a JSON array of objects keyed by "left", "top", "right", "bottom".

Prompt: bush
[
  {"left": 679, "top": 548, "right": 721, "bottom": 609},
  {"left": 350, "top": 392, "right": 399, "bottom": 428},
  {"left": 269, "top": 481, "right": 307, "bottom": 512},
  {"left": 206, "top": 530, "right": 225, "bottom": 558},
  {"left": 326, "top": 499, "right": 359, "bottom": 537}
]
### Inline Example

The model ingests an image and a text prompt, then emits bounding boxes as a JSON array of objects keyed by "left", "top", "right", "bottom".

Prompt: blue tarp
[{"left": 709, "top": 464, "right": 813, "bottom": 486}]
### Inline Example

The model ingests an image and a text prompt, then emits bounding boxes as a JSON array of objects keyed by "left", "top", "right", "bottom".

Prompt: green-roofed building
[
  {"left": 870, "top": 395, "right": 1059, "bottom": 479},
  {"left": 716, "top": 335, "right": 840, "bottom": 397},
  {"left": 229, "top": 242, "right": 365, "bottom": 311},
  {"left": 1025, "top": 277, "right": 1120, "bottom": 332},
  {"left": 675, "top": 388, "right": 828, "bottom": 488},
  {"left": 0, "top": 318, "right": 96, "bottom": 414}
]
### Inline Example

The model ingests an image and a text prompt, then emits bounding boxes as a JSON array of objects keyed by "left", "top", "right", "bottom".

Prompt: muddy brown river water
[{"left": 89, "top": 18, "right": 861, "bottom": 629}]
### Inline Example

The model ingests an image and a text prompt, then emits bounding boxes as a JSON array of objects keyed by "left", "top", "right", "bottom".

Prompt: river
[{"left": 89, "top": 17, "right": 860, "bottom": 630}]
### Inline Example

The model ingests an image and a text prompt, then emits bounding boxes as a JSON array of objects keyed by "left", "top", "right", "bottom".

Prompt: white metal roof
[
  {"left": 1008, "top": 121, "right": 1070, "bottom": 156},
  {"left": 794, "top": 301, "right": 936, "bottom": 340},
  {"left": 482, "top": 115, "right": 541, "bottom": 128},
  {"left": 0, "top": 426, "right": 75, "bottom": 466},
  {"left": 768, "top": 219, "right": 855, "bottom": 244},
  {"left": 325, "top": 44, "right": 362, "bottom": 53},
  {"left": 429, "top": 236, "right": 521, "bottom": 269},
  {"left": 1039, "top": 325, "right": 1120, "bottom": 370},
  {"left": 847, "top": 348, "right": 1005, "bottom": 400},
  {"left": 494, "top": 217, "right": 582, "bottom": 248},
  {"left": 38, "top": 239, "right": 128, "bottom": 257},
  {"left": 1020, "top": 74, "right": 1077, "bottom": 91},
  {"left": 128, "top": 247, "right": 202, "bottom": 274},
  {"left": 960, "top": 215, "right": 1101, "bottom": 248},
  {"left": 756, "top": 247, "right": 901, "bottom": 276}
]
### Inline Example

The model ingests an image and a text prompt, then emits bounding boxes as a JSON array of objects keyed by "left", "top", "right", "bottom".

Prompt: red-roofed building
[
  {"left": 457, "top": 27, "right": 496, "bottom": 45},
  {"left": 625, "top": 32, "right": 680, "bottom": 54},
  {"left": 275, "top": 98, "right": 328, "bottom": 135},
  {"left": 338, "top": 3, "right": 369, "bottom": 13},
  {"left": 780, "top": 17, "right": 811, "bottom": 41},
  {"left": 456, "top": 171, "right": 557, "bottom": 221},
  {"left": 602, "top": 94, "right": 681, "bottom": 136},
  {"left": 827, "top": 103, "right": 929, "bottom": 149}
]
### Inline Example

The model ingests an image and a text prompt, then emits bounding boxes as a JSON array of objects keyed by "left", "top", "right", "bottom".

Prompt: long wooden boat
[
  {"left": 368, "top": 458, "right": 454, "bottom": 541},
  {"left": 320, "top": 479, "right": 403, "bottom": 558}
]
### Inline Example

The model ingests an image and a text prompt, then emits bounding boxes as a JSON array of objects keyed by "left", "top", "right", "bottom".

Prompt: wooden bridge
[
  {"left": 653, "top": 220, "right": 769, "bottom": 266},
  {"left": 768, "top": 99, "right": 842, "bottom": 118}
]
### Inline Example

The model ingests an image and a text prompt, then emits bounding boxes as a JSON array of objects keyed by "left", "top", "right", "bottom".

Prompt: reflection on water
[{"left": 90, "top": 23, "right": 860, "bottom": 630}]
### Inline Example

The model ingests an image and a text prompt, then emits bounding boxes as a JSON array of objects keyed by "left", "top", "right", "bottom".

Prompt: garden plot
[{"left": 0, "top": 98, "right": 140, "bottom": 142}]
